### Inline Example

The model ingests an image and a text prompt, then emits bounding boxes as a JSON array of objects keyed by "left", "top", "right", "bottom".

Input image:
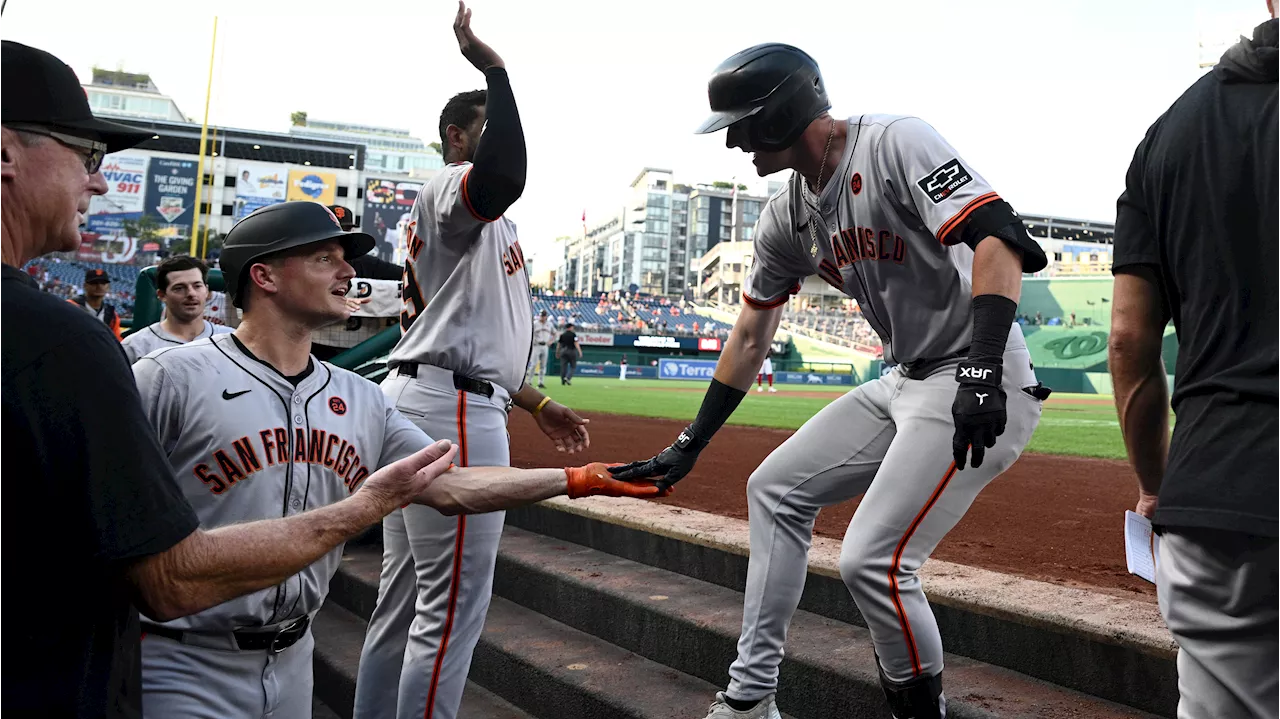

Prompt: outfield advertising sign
[
  {"left": 575, "top": 364, "right": 658, "bottom": 379},
  {"left": 775, "top": 371, "right": 854, "bottom": 386},
  {"left": 658, "top": 358, "right": 717, "bottom": 380}
]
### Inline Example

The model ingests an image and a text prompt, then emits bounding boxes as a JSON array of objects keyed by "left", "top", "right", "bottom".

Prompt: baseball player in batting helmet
[
  {"left": 135, "top": 200, "right": 657, "bottom": 718},
  {"left": 612, "top": 43, "right": 1050, "bottom": 719}
]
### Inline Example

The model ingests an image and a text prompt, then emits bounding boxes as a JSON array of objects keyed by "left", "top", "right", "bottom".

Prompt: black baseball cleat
[
  {"left": 538, "top": 383, "right": 546, "bottom": 388},
  {"left": 878, "top": 660, "right": 946, "bottom": 719}
]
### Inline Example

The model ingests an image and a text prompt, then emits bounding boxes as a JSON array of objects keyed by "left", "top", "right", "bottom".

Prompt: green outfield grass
[{"left": 539, "top": 378, "right": 1156, "bottom": 460}]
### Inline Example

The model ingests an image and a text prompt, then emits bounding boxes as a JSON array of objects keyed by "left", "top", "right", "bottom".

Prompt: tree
[
  {"left": 122, "top": 215, "right": 165, "bottom": 249},
  {"left": 290, "top": 110, "right": 308, "bottom": 127},
  {"left": 712, "top": 180, "right": 734, "bottom": 189},
  {"left": 738, "top": 183, "right": 748, "bottom": 191},
  {"left": 428, "top": 141, "right": 443, "bottom": 154}
]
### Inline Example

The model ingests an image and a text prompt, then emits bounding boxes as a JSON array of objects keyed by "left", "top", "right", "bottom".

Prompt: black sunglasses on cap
[{"left": 6, "top": 123, "right": 107, "bottom": 174}]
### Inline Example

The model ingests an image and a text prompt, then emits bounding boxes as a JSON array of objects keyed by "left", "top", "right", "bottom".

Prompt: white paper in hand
[{"left": 1124, "top": 510, "right": 1161, "bottom": 584}]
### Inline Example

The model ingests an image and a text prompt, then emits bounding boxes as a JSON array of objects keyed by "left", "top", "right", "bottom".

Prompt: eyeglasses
[{"left": 6, "top": 125, "right": 108, "bottom": 174}]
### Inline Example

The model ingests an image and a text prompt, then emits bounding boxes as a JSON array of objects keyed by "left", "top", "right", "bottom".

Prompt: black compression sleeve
[
  {"left": 467, "top": 67, "right": 527, "bottom": 220},
  {"left": 969, "top": 294, "right": 1017, "bottom": 363},
  {"left": 688, "top": 379, "right": 747, "bottom": 444}
]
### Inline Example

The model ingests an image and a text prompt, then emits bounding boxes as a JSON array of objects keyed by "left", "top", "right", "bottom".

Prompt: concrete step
[
  {"left": 474, "top": 595, "right": 763, "bottom": 719},
  {"left": 311, "top": 601, "right": 533, "bottom": 719},
  {"left": 504, "top": 498, "right": 1178, "bottom": 717},
  {"left": 489, "top": 525, "right": 1163, "bottom": 719}
]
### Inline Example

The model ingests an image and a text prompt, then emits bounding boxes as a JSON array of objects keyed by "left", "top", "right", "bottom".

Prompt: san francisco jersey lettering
[
  {"left": 744, "top": 115, "right": 1008, "bottom": 365},
  {"left": 132, "top": 333, "right": 432, "bottom": 632},
  {"left": 389, "top": 162, "right": 534, "bottom": 392}
]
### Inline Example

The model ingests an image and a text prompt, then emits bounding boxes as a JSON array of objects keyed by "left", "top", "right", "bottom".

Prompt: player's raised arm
[{"left": 449, "top": 0, "right": 526, "bottom": 223}]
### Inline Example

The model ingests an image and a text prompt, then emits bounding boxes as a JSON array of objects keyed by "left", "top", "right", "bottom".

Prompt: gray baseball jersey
[
  {"left": 744, "top": 114, "right": 1007, "bottom": 365},
  {"left": 531, "top": 317, "right": 556, "bottom": 346},
  {"left": 133, "top": 332, "right": 432, "bottom": 632},
  {"left": 388, "top": 162, "right": 533, "bottom": 393},
  {"left": 121, "top": 320, "right": 232, "bottom": 364}
]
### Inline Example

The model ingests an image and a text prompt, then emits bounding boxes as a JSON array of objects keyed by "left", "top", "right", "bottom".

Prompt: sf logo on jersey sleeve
[{"left": 917, "top": 158, "right": 973, "bottom": 204}]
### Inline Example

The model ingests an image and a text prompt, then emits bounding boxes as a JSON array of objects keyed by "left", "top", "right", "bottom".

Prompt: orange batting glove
[{"left": 566, "top": 462, "right": 668, "bottom": 499}]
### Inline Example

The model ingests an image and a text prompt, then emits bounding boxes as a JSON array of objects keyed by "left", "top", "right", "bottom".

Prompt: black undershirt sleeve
[{"left": 467, "top": 67, "right": 527, "bottom": 220}]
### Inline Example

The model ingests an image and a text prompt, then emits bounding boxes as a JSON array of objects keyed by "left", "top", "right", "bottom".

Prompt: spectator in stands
[
  {"left": 1035, "top": 311, "right": 1043, "bottom": 325},
  {"left": 121, "top": 255, "right": 232, "bottom": 364},
  {"left": 2, "top": 41, "right": 455, "bottom": 717},
  {"left": 1109, "top": 11, "right": 1277, "bottom": 718},
  {"left": 70, "top": 268, "right": 122, "bottom": 340},
  {"left": 557, "top": 320, "right": 581, "bottom": 385}
]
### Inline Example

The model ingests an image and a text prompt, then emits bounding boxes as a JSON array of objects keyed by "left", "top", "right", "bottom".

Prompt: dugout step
[
  {"left": 312, "top": 601, "right": 534, "bottom": 719},
  {"left": 489, "top": 525, "right": 1164, "bottom": 719},
  {"left": 504, "top": 500, "right": 1178, "bottom": 717}
]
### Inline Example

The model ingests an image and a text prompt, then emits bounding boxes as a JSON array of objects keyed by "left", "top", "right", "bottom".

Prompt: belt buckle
[{"left": 268, "top": 617, "right": 306, "bottom": 654}]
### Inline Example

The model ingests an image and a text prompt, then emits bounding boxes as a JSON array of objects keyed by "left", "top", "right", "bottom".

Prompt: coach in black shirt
[
  {"left": 1109, "top": 13, "right": 1277, "bottom": 718},
  {"left": 1, "top": 41, "right": 454, "bottom": 718}
]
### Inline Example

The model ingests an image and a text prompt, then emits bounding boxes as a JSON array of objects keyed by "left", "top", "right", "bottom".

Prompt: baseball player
[
  {"left": 353, "top": 6, "right": 594, "bottom": 719},
  {"left": 528, "top": 308, "right": 555, "bottom": 387},
  {"left": 133, "top": 200, "right": 656, "bottom": 718},
  {"left": 620, "top": 353, "right": 629, "bottom": 381},
  {"left": 612, "top": 44, "right": 1050, "bottom": 719},
  {"left": 70, "top": 268, "right": 122, "bottom": 340},
  {"left": 122, "top": 255, "right": 231, "bottom": 364},
  {"left": 756, "top": 347, "right": 775, "bottom": 392}
]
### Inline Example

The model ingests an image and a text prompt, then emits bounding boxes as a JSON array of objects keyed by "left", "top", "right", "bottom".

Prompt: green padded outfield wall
[{"left": 1017, "top": 278, "right": 1114, "bottom": 326}]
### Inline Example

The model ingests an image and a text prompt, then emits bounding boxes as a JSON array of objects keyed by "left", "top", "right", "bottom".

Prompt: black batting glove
[
  {"left": 608, "top": 425, "right": 707, "bottom": 491},
  {"left": 951, "top": 360, "right": 1006, "bottom": 471}
]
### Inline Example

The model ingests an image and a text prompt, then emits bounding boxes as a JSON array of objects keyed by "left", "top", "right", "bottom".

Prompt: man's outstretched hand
[
  {"left": 607, "top": 426, "right": 705, "bottom": 491},
  {"left": 454, "top": 1, "right": 504, "bottom": 71},
  {"left": 567, "top": 462, "right": 667, "bottom": 499}
]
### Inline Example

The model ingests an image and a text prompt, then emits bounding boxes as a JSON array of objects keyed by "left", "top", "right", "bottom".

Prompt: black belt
[
  {"left": 142, "top": 615, "right": 310, "bottom": 653},
  {"left": 899, "top": 347, "right": 970, "bottom": 381},
  {"left": 389, "top": 362, "right": 494, "bottom": 399}
]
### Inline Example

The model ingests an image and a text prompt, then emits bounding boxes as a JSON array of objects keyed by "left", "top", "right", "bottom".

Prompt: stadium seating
[{"left": 22, "top": 259, "right": 142, "bottom": 318}]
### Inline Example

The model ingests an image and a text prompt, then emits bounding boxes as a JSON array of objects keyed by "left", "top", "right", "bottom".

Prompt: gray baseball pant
[
  {"left": 141, "top": 627, "right": 314, "bottom": 718},
  {"left": 1157, "top": 527, "right": 1278, "bottom": 719},
  {"left": 353, "top": 365, "right": 511, "bottom": 719},
  {"left": 727, "top": 333, "right": 1042, "bottom": 700}
]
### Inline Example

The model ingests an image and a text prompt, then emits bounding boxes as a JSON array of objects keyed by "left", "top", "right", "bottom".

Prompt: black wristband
[
  {"left": 687, "top": 378, "right": 747, "bottom": 443},
  {"left": 969, "top": 294, "right": 1016, "bottom": 363}
]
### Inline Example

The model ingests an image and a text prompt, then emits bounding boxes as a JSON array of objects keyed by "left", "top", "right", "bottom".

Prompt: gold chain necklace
[{"left": 804, "top": 116, "right": 836, "bottom": 257}]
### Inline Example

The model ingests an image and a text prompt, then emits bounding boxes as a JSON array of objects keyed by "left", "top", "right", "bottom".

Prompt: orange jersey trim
[
  {"left": 742, "top": 282, "right": 801, "bottom": 310},
  {"left": 937, "top": 192, "right": 1000, "bottom": 245},
  {"left": 460, "top": 167, "right": 498, "bottom": 224},
  {"left": 889, "top": 461, "right": 958, "bottom": 677}
]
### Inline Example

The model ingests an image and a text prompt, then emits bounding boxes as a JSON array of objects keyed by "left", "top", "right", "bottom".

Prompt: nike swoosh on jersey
[{"left": 222, "top": 389, "right": 252, "bottom": 400}]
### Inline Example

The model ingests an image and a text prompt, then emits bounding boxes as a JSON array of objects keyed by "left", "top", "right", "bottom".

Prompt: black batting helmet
[
  {"left": 695, "top": 43, "right": 830, "bottom": 153},
  {"left": 219, "top": 201, "right": 375, "bottom": 308}
]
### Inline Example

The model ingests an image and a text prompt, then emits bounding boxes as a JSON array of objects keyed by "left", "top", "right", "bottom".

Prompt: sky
[{"left": 2, "top": 0, "right": 1268, "bottom": 266}]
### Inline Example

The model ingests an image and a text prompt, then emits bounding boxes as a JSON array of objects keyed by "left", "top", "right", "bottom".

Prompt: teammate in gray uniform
[
  {"left": 122, "top": 255, "right": 231, "bottom": 364},
  {"left": 527, "top": 308, "right": 555, "bottom": 387},
  {"left": 135, "top": 200, "right": 657, "bottom": 718},
  {"left": 354, "top": 6, "right": 594, "bottom": 719},
  {"left": 612, "top": 44, "right": 1050, "bottom": 719}
]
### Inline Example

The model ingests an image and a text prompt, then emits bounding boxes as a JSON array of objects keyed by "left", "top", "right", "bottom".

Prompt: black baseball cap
[
  {"left": 84, "top": 269, "right": 110, "bottom": 284},
  {"left": 2, "top": 41, "right": 152, "bottom": 153},
  {"left": 326, "top": 205, "right": 356, "bottom": 231}
]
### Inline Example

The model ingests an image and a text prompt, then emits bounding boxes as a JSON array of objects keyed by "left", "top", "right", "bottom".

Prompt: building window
[
  {"left": 224, "top": 175, "right": 237, "bottom": 188},
  {"left": 655, "top": 180, "right": 667, "bottom": 190},
  {"left": 336, "top": 186, "right": 348, "bottom": 198},
  {"left": 221, "top": 204, "right": 234, "bottom": 216}
]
